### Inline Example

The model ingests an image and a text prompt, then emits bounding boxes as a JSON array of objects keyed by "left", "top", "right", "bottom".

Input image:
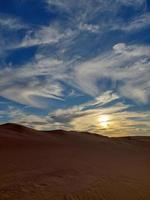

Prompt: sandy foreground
[{"left": 0, "top": 123, "right": 150, "bottom": 200}]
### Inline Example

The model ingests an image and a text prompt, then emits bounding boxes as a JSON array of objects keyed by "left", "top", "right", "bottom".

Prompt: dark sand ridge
[{"left": 0, "top": 123, "right": 150, "bottom": 200}]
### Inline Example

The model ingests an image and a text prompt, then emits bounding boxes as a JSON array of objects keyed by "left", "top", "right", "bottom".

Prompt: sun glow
[{"left": 98, "top": 115, "right": 110, "bottom": 128}]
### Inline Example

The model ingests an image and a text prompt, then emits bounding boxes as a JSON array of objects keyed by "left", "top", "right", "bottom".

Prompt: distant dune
[{"left": 0, "top": 123, "right": 150, "bottom": 200}]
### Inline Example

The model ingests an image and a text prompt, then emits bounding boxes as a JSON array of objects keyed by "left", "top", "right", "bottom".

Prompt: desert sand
[{"left": 0, "top": 123, "right": 150, "bottom": 200}]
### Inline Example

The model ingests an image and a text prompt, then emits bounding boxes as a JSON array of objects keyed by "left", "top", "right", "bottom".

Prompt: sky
[{"left": 0, "top": 0, "right": 150, "bottom": 136}]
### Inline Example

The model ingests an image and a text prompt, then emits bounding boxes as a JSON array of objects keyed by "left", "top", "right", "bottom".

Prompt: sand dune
[{"left": 0, "top": 123, "right": 150, "bottom": 200}]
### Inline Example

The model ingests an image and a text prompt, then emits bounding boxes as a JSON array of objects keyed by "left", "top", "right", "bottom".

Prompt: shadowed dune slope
[{"left": 0, "top": 123, "right": 150, "bottom": 200}]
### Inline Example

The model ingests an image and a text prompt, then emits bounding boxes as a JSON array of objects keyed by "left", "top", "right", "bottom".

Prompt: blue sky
[{"left": 0, "top": 0, "right": 150, "bottom": 136}]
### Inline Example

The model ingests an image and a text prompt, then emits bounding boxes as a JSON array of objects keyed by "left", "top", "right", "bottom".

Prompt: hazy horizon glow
[{"left": 0, "top": 0, "right": 150, "bottom": 136}]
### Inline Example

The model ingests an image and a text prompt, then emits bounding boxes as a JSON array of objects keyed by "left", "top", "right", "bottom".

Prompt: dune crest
[{"left": 0, "top": 123, "right": 150, "bottom": 200}]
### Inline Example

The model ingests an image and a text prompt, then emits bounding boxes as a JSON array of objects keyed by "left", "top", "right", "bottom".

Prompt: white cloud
[
  {"left": 0, "top": 14, "right": 27, "bottom": 30},
  {"left": 19, "top": 26, "right": 63, "bottom": 48},
  {"left": 48, "top": 91, "right": 124, "bottom": 125},
  {"left": 0, "top": 15, "right": 69, "bottom": 52},
  {"left": 119, "top": 13, "right": 150, "bottom": 32},
  {"left": 0, "top": 14, "right": 28, "bottom": 57},
  {"left": 79, "top": 23, "right": 99, "bottom": 33},
  {"left": 46, "top": 96, "right": 150, "bottom": 136},
  {"left": 74, "top": 43, "right": 150, "bottom": 103},
  {"left": 0, "top": 0, "right": 149, "bottom": 136},
  {"left": 0, "top": 56, "right": 65, "bottom": 107},
  {"left": 1, "top": 94, "right": 150, "bottom": 136},
  {"left": 113, "top": 43, "right": 127, "bottom": 53},
  {"left": 117, "top": 0, "right": 146, "bottom": 8},
  {"left": 119, "top": 84, "right": 149, "bottom": 104},
  {"left": 0, "top": 40, "right": 150, "bottom": 107},
  {"left": 0, "top": 0, "right": 148, "bottom": 55},
  {"left": 0, "top": 81, "right": 63, "bottom": 108}
]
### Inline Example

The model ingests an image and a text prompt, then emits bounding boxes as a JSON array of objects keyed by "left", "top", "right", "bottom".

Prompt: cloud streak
[
  {"left": 2, "top": 94, "right": 149, "bottom": 137},
  {"left": 74, "top": 43, "right": 150, "bottom": 103}
]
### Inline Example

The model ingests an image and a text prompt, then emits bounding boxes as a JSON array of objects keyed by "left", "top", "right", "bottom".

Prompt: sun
[{"left": 98, "top": 115, "right": 110, "bottom": 128}]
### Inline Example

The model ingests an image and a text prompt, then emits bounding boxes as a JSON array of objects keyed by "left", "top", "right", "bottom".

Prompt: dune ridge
[{"left": 0, "top": 123, "right": 150, "bottom": 200}]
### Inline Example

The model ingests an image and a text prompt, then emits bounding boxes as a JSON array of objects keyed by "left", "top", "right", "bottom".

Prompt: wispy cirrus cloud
[
  {"left": 0, "top": 57, "right": 65, "bottom": 107},
  {"left": 0, "top": 0, "right": 149, "bottom": 136},
  {"left": 2, "top": 93, "right": 149, "bottom": 137},
  {"left": 113, "top": 12, "right": 150, "bottom": 32},
  {"left": 47, "top": 101, "right": 150, "bottom": 137},
  {"left": 0, "top": 0, "right": 148, "bottom": 54},
  {"left": 0, "top": 43, "right": 150, "bottom": 107},
  {"left": 117, "top": 0, "right": 146, "bottom": 6},
  {"left": 0, "top": 81, "right": 63, "bottom": 108},
  {"left": 0, "top": 14, "right": 28, "bottom": 30},
  {"left": 73, "top": 43, "right": 150, "bottom": 104}
]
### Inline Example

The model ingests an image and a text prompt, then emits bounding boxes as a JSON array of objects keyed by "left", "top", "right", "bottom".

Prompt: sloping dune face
[{"left": 0, "top": 123, "right": 150, "bottom": 200}]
